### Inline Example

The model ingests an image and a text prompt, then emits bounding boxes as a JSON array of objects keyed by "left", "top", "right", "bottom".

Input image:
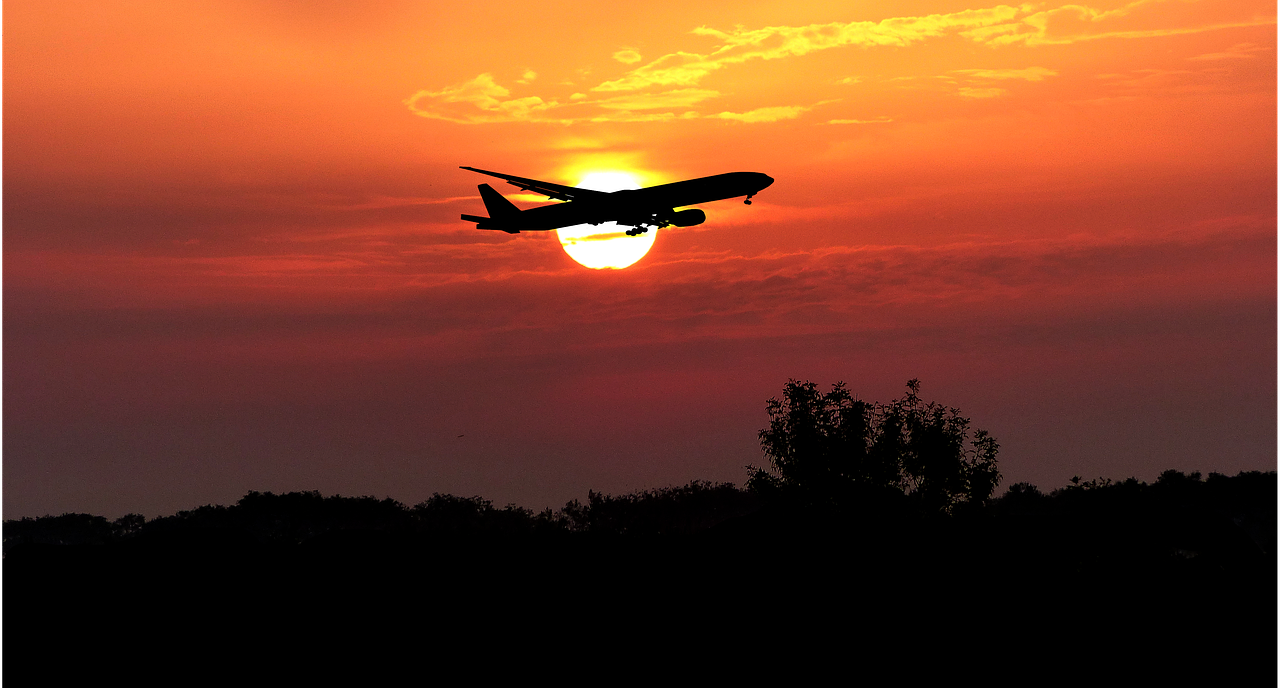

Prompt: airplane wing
[{"left": 460, "top": 167, "right": 608, "bottom": 203}]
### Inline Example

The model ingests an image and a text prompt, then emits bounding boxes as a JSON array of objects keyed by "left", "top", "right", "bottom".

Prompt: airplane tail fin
[
  {"left": 460, "top": 184, "right": 523, "bottom": 233},
  {"left": 478, "top": 184, "right": 521, "bottom": 219}
]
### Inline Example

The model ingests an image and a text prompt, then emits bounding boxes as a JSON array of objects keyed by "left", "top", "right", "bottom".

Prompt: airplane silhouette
[{"left": 460, "top": 167, "right": 774, "bottom": 235}]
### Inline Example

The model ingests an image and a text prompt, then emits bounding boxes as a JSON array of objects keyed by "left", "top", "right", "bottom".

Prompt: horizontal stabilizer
[{"left": 461, "top": 213, "right": 520, "bottom": 233}]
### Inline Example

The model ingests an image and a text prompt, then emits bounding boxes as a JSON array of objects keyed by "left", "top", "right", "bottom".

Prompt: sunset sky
[{"left": 5, "top": 0, "right": 1276, "bottom": 518}]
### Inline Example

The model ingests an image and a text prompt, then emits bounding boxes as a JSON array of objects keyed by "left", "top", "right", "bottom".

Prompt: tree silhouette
[
  {"left": 748, "top": 379, "right": 1000, "bottom": 515},
  {"left": 559, "top": 481, "right": 759, "bottom": 535}
]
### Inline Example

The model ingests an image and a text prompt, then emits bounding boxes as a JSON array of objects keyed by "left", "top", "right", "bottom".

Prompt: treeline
[
  {"left": 4, "top": 470, "right": 1273, "bottom": 562},
  {"left": 2, "top": 481, "right": 760, "bottom": 551},
  {"left": 7, "top": 378, "right": 1273, "bottom": 569}
]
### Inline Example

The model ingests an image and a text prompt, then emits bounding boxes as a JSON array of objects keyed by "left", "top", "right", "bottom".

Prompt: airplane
[{"left": 459, "top": 166, "right": 774, "bottom": 235}]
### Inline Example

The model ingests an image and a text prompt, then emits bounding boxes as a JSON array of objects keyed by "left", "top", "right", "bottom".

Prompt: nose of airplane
[{"left": 758, "top": 173, "right": 775, "bottom": 191}]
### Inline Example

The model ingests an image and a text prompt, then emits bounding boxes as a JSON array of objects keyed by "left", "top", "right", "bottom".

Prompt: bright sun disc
[{"left": 556, "top": 171, "right": 655, "bottom": 270}]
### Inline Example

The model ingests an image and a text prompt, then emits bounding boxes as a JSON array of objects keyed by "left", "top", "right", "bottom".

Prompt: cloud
[
  {"left": 404, "top": 76, "right": 712, "bottom": 124},
  {"left": 827, "top": 117, "right": 893, "bottom": 124},
  {"left": 1188, "top": 42, "right": 1269, "bottom": 61},
  {"left": 957, "top": 86, "right": 1008, "bottom": 98},
  {"left": 406, "top": 75, "right": 785, "bottom": 124},
  {"left": 517, "top": 69, "right": 537, "bottom": 84},
  {"left": 406, "top": 3, "right": 1272, "bottom": 125},
  {"left": 587, "top": 111, "right": 702, "bottom": 123},
  {"left": 594, "top": 89, "right": 720, "bottom": 110},
  {"left": 593, "top": 6, "right": 1024, "bottom": 92},
  {"left": 1090, "top": 66, "right": 1240, "bottom": 96},
  {"left": 612, "top": 49, "right": 643, "bottom": 64},
  {"left": 712, "top": 105, "right": 812, "bottom": 123},
  {"left": 942, "top": 67, "right": 1056, "bottom": 97},
  {"left": 951, "top": 66, "right": 1058, "bottom": 81},
  {"left": 588, "top": 2, "right": 1275, "bottom": 93},
  {"left": 967, "top": 0, "right": 1276, "bottom": 47},
  {"left": 404, "top": 73, "right": 561, "bottom": 124},
  {"left": 592, "top": 52, "right": 720, "bottom": 92}
]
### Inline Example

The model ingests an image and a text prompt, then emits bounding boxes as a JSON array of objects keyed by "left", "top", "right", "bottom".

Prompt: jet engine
[{"left": 668, "top": 209, "right": 706, "bottom": 227}]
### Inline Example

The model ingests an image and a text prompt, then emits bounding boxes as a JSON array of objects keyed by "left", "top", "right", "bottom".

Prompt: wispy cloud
[
  {"left": 406, "top": 3, "right": 1274, "bottom": 125},
  {"left": 612, "top": 49, "right": 643, "bottom": 65},
  {"left": 594, "top": 89, "right": 720, "bottom": 111},
  {"left": 968, "top": 0, "right": 1275, "bottom": 47},
  {"left": 957, "top": 86, "right": 1008, "bottom": 98},
  {"left": 1091, "top": 65, "right": 1243, "bottom": 97},
  {"left": 595, "top": 1, "right": 1273, "bottom": 90},
  {"left": 405, "top": 74, "right": 721, "bottom": 124},
  {"left": 587, "top": 111, "right": 702, "bottom": 123},
  {"left": 593, "top": 6, "right": 1024, "bottom": 92},
  {"left": 952, "top": 66, "right": 1057, "bottom": 81},
  {"left": 827, "top": 117, "right": 893, "bottom": 124},
  {"left": 404, "top": 73, "right": 561, "bottom": 124},
  {"left": 712, "top": 105, "right": 813, "bottom": 123},
  {"left": 1188, "top": 42, "right": 1269, "bottom": 61},
  {"left": 944, "top": 65, "right": 1057, "bottom": 98}
]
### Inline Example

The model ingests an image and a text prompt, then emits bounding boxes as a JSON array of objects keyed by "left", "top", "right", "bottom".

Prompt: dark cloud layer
[{"left": 7, "top": 223, "right": 1273, "bottom": 517}]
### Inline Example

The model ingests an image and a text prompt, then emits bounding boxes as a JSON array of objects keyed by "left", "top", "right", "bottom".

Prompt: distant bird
[{"left": 456, "top": 434, "right": 465, "bottom": 438}]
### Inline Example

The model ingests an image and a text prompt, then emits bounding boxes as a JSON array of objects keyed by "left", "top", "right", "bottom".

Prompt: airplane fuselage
[{"left": 460, "top": 168, "right": 774, "bottom": 233}]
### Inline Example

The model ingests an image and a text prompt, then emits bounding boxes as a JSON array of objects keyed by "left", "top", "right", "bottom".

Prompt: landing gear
[
  {"left": 625, "top": 227, "right": 649, "bottom": 237},
  {"left": 744, "top": 195, "right": 754, "bottom": 205}
]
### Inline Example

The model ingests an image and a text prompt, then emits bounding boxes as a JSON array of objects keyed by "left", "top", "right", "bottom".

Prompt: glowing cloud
[
  {"left": 957, "top": 86, "right": 1008, "bottom": 98},
  {"left": 713, "top": 105, "right": 813, "bottom": 122},
  {"left": 952, "top": 67, "right": 1058, "bottom": 80},
  {"left": 827, "top": 117, "right": 893, "bottom": 124},
  {"left": 592, "top": 6, "right": 1025, "bottom": 92},
  {"left": 404, "top": 73, "right": 560, "bottom": 124},
  {"left": 405, "top": 2, "right": 1274, "bottom": 125},
  {"left": 1188, "top": 42, "right": 1269, "bottom": 60},
  {"left": 594, "top": 88, "right": 720, "bottom": 110},
  {"left": 969, "top": 0, "right": 1276, "bottom": 47},
  {"left": 612, "top": 49, "right": 643, "bottom": 64}
]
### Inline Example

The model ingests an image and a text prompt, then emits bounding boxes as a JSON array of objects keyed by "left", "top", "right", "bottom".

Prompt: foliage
[
  {"left": 4, "top": 472, "right": 1274, "bottom": 571},
  {"left": 559, "top": 481, "right": 759, "bottom": 535},
  {"left": 1065, "top": 476, "right": 1115, "bottom": 490},
  {"left": 748, "top": 379, "right": 1001, "bottom": 515},
  {"left": 991, "top": 469, "right": 1276, "bottom": 568},
  {"left": 410, "top": 493, "right": 559, "bottom": 534}
]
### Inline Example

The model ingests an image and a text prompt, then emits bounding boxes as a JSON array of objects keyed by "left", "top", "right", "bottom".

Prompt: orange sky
[{"left": 5, "top": 0, "right": 1276, "bottom": 517}]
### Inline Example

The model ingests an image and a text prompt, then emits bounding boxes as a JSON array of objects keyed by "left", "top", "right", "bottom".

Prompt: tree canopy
[{"left": 748, "top": 379, "right": 1001, "bottom": 515}]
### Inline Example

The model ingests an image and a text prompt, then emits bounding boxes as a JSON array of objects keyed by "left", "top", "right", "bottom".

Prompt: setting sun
[{"left": 556, "top": 171, "right": 656, "bottom": 270}]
